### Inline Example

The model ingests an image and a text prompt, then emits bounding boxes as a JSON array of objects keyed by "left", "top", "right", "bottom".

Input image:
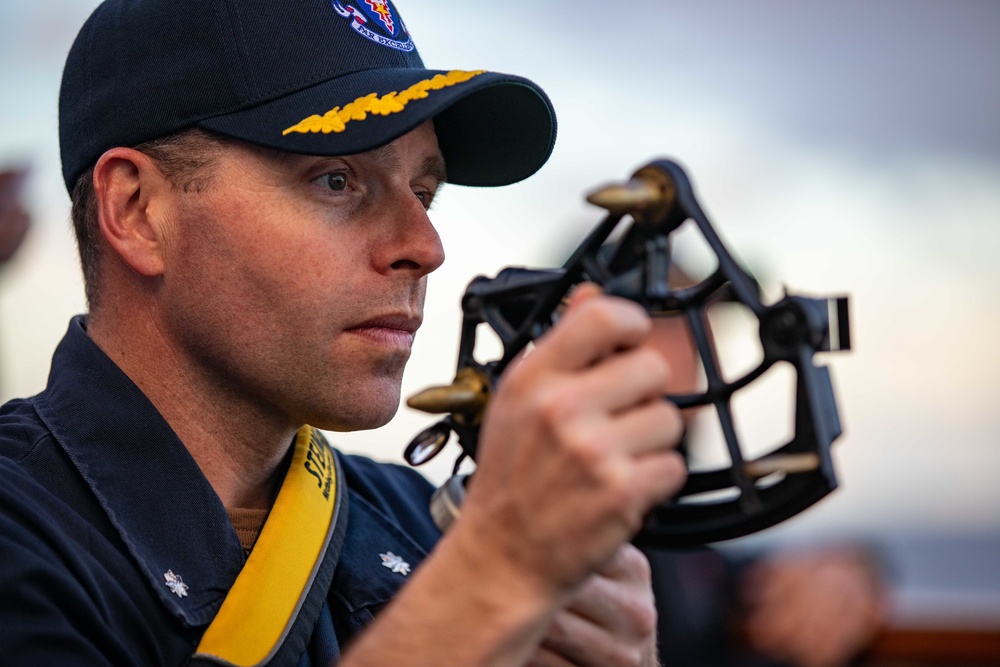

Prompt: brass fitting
[
  {"left": 406, "top": 367, "right": 492, "bottom": 425},
  {"left": 585, "top": 164, "right": 676, "bottom": 222}
]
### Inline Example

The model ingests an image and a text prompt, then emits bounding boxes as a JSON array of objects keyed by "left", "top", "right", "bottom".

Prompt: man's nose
[{"left": 376, "top": 194, "right": 445, "bottom": 278}]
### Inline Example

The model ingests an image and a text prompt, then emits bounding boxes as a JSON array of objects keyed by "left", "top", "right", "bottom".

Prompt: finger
[
  {"left": 530, "top": 296, "right": 652, "bottom": 373},
  {"left": 593, "top": 542, "right": 651, "bottom": 580},
  {"left": 564, "top": 282, "right": 604, "bottom": 309},
  {"left": 628, "top": 448, "right": 688, "bottom": 508},
  {"left": 526, "top": 647, "right": 577, "bottom": 667},
  {"left": 568, "top": 346, "right": 670, "bottom": 416},
  {"left": 564, "top": 547, "right": 655, "bottom": 637},
  {"left": 539, "top": 607, "right": 641, "bottom": 667},
  {"left": 601, "top": 398, "right": 685, "bottom": 457}
]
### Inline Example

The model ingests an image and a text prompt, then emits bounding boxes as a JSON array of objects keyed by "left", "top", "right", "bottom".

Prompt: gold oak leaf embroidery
[{"left": 282, "top": 70, "right": 486, "bottom": 136}]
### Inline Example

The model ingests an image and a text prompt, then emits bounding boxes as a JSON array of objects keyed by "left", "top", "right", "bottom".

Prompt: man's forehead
[
  {"left": 250, "top": 122, "right": 447, "bottom": 182},
  {"left": 367, "top": 123, "right": 447, "bottom": 182}
]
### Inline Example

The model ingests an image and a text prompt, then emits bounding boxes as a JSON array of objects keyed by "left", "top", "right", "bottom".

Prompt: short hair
[{"left": 69, "top": 129, "right": 227, "bottom": 309}]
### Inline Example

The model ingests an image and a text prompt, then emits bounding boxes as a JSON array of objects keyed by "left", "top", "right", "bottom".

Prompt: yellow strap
[{"left": 194, "top": 426, "right": 339, "bottom": 667}]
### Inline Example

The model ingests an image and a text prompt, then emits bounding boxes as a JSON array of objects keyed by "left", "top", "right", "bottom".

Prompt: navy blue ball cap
[{"left": 59, "top": 0, "right": 557, "bottom": 193}]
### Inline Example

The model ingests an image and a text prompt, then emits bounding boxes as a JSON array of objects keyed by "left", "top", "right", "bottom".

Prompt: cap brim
[{"left": 198, "top": 68, "right": 556, "bottom": 187}]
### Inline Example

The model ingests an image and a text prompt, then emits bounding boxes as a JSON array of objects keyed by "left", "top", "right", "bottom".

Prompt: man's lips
[{"left": 344, "top": 314, "right": 422, "bottom": 347}]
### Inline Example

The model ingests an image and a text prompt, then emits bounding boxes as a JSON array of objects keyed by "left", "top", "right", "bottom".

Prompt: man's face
[{"left": 155, "top": 121, "right": 446, "bottom": 431}]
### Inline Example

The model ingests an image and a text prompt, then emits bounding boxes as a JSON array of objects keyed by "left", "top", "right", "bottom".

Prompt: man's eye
[
  {"left": 313, "top": 173, "right": 348, "bottom": 191},
  {"left": 414, "top": 188, "right": 438, "bottom": 210}
]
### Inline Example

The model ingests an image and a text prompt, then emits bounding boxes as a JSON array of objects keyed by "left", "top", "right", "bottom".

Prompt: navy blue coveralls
[{"left": 0, "top": 316, "right": 442, "bottom": 666}]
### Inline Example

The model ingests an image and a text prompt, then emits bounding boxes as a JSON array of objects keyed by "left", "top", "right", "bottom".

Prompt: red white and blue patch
[{"left": 332, "top": 0, "right": 414, "bottom": 52}]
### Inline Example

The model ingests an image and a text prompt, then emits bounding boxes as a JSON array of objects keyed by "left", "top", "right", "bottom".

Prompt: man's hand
[
  {"left": 341, "top": 285, "right": 685, "bottom": 667},
  {"left": 0, "top": 169, "right": 31, "bottom": 264},
  {"left": 459, "top": 284, "right": 687, "bottom": 599},
  {"left": 529, "top": 544, "right": 660, "bottom": 667},
  {"left": 740, "top": 548, "right": 887, "bottom": 667}
]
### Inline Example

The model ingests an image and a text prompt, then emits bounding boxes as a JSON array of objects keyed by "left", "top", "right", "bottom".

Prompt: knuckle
[
  {"left": 623, "top": 512, "right": 645, "bottom": 538},
  {"left": 636, "top": 346, "right": 670, "bottom": 380},
  {"left": 646, "top": 452, "right": 688, "bottom": 505},
  {"left": 662, "top": 451, "right": 689, "bottom": 493},
  {"left": 499, "top": 357, "right": 539, "bottom": 394},
  {"left": 588, "top": 462, "right": 646, "bottom": 531},
  {"left": 652, "top": 400, "right": 685, "bottom": 443},
  {"left": 535, "top": 388, "right": 578, "bottom": 428},
  {"left": 617, "top": 494, "right": 647, "bottom": 535},
  {"left": 588, "top": 299, "right": 622, "bottom": 328},
  {"left": 544, "top": 614, "right": 570, "bottom": 644},
  {"left": 564, "top": 429, "right": 609, "bottom": 471},
  {"left": 599, "top": 457, "right": 632, "bottom": 491},
  {"left": 607, "top": 644, "right": 645, "bottom": 667},
  {"left": 625, "top": 593, "right": 658, "bottom": 638},
  {"left": 669, "top": 448, "right": 688, "bottom": 475},
  {"left": 620, "top": 543, "right": 653, "bottom": 583}
]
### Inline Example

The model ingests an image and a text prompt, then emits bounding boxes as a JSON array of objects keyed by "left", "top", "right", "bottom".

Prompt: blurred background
[{"left": 2, "top": 0, "right": 998, "bottom": 657}]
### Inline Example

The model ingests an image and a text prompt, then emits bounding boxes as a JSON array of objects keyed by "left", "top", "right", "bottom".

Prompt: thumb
[{"left": 564, "top": 282, "right": 604, "bottom": 311}]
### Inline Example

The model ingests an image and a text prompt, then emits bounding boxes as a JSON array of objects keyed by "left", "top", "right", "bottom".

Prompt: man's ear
[{"left": 92, "top": 147, "right": 172, "bottom": 278}]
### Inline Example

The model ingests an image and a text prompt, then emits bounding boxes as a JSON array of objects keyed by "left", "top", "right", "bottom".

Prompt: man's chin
[{"left": 309, "top": 388, "right": 403, "bottom": 433}]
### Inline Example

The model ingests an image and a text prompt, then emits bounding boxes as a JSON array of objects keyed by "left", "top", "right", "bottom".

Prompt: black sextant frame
[{"left": 404, "top": 159, "right": 851, "bottom": 548}]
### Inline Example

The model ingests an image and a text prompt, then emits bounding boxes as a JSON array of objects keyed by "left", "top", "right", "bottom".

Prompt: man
[{"left": 0, "top": 1, "right": 686, "bottom": 665}]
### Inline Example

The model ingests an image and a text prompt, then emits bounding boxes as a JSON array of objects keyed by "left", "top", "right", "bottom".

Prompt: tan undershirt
[{"left": 227, "top": 507, "right": 269, "bottom": 557}]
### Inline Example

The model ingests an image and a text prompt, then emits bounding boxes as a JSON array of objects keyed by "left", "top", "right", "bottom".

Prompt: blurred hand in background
[
  {"left": 739, "top": 547, "right": 887, "bottom": 667},
  {"left": 0, "top": 168, "right": 31, "bottom": 265}
]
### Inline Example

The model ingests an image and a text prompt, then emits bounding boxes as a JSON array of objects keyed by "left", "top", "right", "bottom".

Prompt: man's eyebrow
[
  {"left": 367, "top": 141, "right": 401, "bottom": 170},
  {"left": 368, "top": 142, "right": 448, "bottom": 184},
  {"left": 420, "top": 154, "right": 448, "bottom": 185}
]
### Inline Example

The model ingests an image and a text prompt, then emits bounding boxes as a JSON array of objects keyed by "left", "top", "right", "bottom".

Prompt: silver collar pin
[
  {"left": 379, "top": 551, "right": 411, "bottom": 576},
  {"left": 163, "top": 570, "right": 189, "bottom": 598}
]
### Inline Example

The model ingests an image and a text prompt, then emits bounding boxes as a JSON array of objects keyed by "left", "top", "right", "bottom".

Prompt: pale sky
[{"left": 1, "top": 0, "right": 999, "bottom": 548}]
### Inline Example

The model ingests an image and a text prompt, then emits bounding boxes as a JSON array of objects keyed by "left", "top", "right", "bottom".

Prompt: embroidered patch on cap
[
  {"left": 332, "top": 0, "right": 413, "bottom": 52},
  {"left": 283, "top": 69, "right": 486, "bottom": 136}
]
